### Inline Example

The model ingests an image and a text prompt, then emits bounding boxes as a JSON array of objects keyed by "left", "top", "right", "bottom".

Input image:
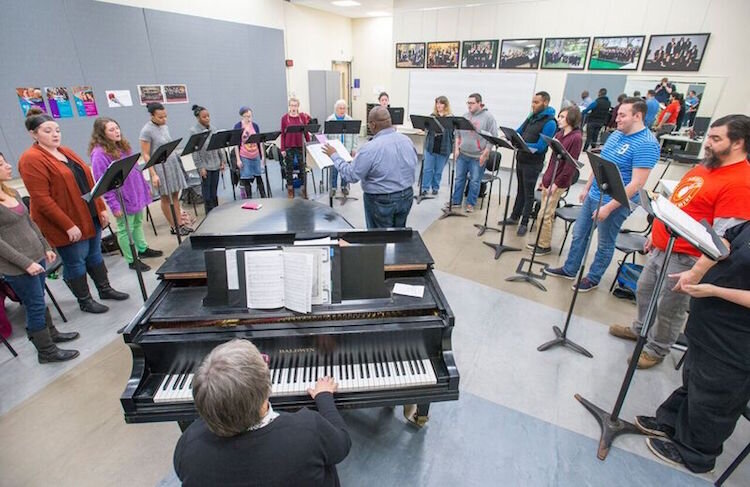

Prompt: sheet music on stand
[
  {"left": 307, "top": 138, "right": 352, "bottom": 169},
  {"left": 640, "top": 190, "right": 729, "bottom": 260}
]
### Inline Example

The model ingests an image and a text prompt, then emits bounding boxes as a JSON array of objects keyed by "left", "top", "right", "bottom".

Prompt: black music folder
[{"left": 340, "top": 244, "right": 389, "bottom": 300}]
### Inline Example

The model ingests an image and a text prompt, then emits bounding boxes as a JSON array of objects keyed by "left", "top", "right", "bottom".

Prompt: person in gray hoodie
[
  {"left": 450, "top": 93, "right": 498, "bottom": 212},
  {"left": 190, "top": 105, "right": 226, "bottom": 214}
]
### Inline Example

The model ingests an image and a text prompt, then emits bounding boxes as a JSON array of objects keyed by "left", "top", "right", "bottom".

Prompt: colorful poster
[
  {"left": 71, "top": 86, "right": 98, "bottom": 117},
  {"left": 105, "top": 90, "right": 133, "bottom": 108},
  {"left": 45, "top": 87, "right": 74, "bottom": 119},
  {"left": 137, "top": 84, "right": 164, "bottom": 105},
  {"left": 164, "top": 84, "right": 189, "bottom": 104},
  {"left": 16, "top": 87, "right": 47, "bottom": 116}
]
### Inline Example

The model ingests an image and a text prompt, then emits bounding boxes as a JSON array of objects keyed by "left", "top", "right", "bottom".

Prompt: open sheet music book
[
  {"left": 306, "top": 139, "right": 353, "bottom": 169},
  {"left": 645, "top": 192, "right": 729, "bottom": 260}
]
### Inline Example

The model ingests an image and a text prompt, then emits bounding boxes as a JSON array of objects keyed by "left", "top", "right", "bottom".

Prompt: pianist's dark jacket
[{"left": 173, "top": 392, "right": 351, "bottom": 487}]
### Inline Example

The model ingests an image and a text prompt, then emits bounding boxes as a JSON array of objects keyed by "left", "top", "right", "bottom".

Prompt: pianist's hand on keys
[{"left": 308, "top": 376, "right": 338, "bottom": 398}]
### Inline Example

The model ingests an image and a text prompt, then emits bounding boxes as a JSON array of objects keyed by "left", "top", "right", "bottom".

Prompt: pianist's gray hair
[{"left": 192, "top": 339, "right": 271, "bottom": 437}]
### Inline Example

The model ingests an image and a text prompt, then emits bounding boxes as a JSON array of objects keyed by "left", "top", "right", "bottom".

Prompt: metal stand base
[
  {"left": 474, "top": 223, "right": 501, "bottom": 236},
  {"left": 414, "top": 193, "right": 436, "bottom": 204},
  {"left": 574, "top": 393, "right": 642, "bottom": 460},
  {"left": 482, "top": 241, "right": 520, "bottom": 260},
  {"left": 334, "top": 194, "right": 358, "bottom": 206},
  {"left": 506, "top": 257, "right": 549, "bottom": 290},
  {"left": 439, "top": 207, "right": 467, "bottom": 219},
  {"left": 538, "top": 326, "right": 593, "bottom": 357}
]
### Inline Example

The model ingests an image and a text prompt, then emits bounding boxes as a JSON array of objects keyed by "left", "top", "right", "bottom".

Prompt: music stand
[
  {"left": 180, "top": 130, "right": 210, "bottom": 157},
  {"left": 507, "top": 134, "right": 584, "bottom": 290},
  {"left": 84, "top": 153, "right": 147, "bottom": 301},
  {"left": 410, "top": 114, "right": 445, "bottom": 204},
  {"left": 206, "top": 129, "right": 243, "bottom": 151},
  {"left": 474, "top": 132, "right": 511, "bottom": 236},
  {"left": 246, "top": 131, "right": 282, "bottom": 199},
  {"left": 388, "top": 107, "right": 405, "bottom": 125},
  {"left": 324, "top": 120, "right": 361, "bottom": 207},
  {"left": 438, "top": 116, "right": 475, "bottom": 220},
  {"left": 482, "top": 126, "right": 530, "bottom": 259},
  {"left": 143, "top": 138, "right": 183, "bottom": 244},
  {"left": 538, "top": 151, "right": 629, "bottom": 358},
  {"left": 286, "top": 124, "right": 320, "bottom": 199},
  {"left": 575, "top": 189, "right": 729, "bottom": 460}
]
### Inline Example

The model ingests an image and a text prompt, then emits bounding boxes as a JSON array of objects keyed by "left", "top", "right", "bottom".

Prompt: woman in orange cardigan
[{"left": 19, "top": 107, "right": 128, "bottom": 313}]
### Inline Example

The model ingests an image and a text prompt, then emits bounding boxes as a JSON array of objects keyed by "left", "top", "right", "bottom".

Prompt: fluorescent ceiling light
[
  {"left": 331, "top": 1, "right": 361, "bottom": 6},
  {"left": 367, "top": 11, "right": 390, "bottom": 16}
]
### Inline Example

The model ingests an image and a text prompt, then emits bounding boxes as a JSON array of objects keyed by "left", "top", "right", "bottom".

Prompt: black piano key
[
  {"left": 348, "top": 352, "right": 355, "bottom": 380},
  {"left": 178, "top": 367, "right": 191, "bottom": 389},
  {"left": 292, "top": 355, "right": 299, "bottom": 383}
]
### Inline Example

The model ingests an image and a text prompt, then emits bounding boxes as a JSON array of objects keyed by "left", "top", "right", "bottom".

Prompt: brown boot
[
  {"left": 609, "top": 324, "right": 638, "bottom": 341},
  {"left": 627, "top": 351, "right": 664, "bottom": 369},
  {"left": 287, "top": 186, "right": 294, "bottom": 199}
]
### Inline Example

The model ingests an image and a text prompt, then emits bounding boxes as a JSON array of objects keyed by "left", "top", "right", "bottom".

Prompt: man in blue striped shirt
[
  {"left": 324, "top": 106, "right": 418, "bottom": 228},
  {"left": 545, "top": 97, "right": 660, "bottom": 292}
]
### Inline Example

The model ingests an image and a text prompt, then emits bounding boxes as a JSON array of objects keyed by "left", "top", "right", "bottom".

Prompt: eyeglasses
[{"left": 466, "top": 101, "right": 478, "bottom": 105}]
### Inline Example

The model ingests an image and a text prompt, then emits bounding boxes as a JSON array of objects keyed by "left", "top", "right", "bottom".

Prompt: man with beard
[{"left": 609, "top": 114, "right": 750, "bottom": 368}]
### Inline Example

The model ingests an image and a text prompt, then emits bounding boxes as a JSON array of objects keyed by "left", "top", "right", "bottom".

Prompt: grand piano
[{"left": 121, "top": 199, "right": 459, "bottom": 429}]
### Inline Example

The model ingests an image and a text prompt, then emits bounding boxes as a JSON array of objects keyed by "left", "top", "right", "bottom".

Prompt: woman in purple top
[{"left": 89, "top": 117, "right": 162, "bottom": 272}]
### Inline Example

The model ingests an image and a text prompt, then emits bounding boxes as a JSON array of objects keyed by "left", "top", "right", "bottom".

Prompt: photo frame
[
  {"left": 642, "top": 33, "right": 710, "bottom": 72},
  {"left": 461, "top": 40, "right": 499, "bottom": 69},
  {"left": 427, "top": 41, "right": 460, "bottom": 69},
  {"left": 395, "top": 43, "right": 426, "bottom": 68},
  {"left": 541, "top": 37, "right": 590, "bottom": 70},
  {"left": 499, "top": 39, "right": 542, "bottom": 69},
  {"left": 588, "top": 36, "right": 645, "bottom": 71}
]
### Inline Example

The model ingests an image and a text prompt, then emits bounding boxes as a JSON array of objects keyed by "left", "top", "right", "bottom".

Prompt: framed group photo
[
  {"left": 395, "top": 43, "right": 426, "bottom": 68},
  {"left": 588, "top": 36, "right": 645, "bottom": 70},
  {"left": 461, "top": 40, "right": 499, "bottom": 69},
  {"left": 642, "top": 33, "right": 710, "bottom": 71},
  {"left": 426, "top": 41, "right": 460, "bottom": 69},
  {"left": 499, "top": 39, "right": 541, "bottom": 69},
  {"left": 541, "top": 37, "right": 590, "bottom": 69}
]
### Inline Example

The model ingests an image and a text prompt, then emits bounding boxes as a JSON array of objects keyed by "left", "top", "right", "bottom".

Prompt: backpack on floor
[{"left": 613, "top": 262, "right": 643, "bottom": 301}]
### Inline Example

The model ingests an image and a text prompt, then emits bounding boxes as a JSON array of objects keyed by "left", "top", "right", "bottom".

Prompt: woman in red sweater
[
  {"left": 279, "top": 97, "right": 311, "bottom": 199},
  {"left": 18, "top": 108, "right": 128, "bottom": 314},
  {"left": 529, "top": 105, "right": 583, "bottom": 255}
]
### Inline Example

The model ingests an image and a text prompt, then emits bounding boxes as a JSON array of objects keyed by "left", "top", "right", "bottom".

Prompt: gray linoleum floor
[{"left": 2, "top": 157, "right": 747, "bottom": 486}]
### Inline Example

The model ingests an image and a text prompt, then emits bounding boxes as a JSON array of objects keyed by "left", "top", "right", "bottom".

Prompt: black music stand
[
  {"left": 388, "top": 107, "right": 405, "bottom": 125},
  {"left": 324, "top": 120, "right": 361, "bottom": 207},
  {"left": 483, "top": 126, "right": 529, "bottom": 259},
  {"left": 575, "top": 189, "right": 729, "bottom": 460},
  {"left": 538, "top": 151, "right": 628, "bottom": 358},
  {"left": 246, "top": 131, "right": 282, "bottom": 199},
  {"left": 286, "top": 124, "right": 320, "bottom": 198},
  {"left": 507, "top": 134, "right": 584, "bottom": 290},
  {"left": 180, "top": 130, "right": 210, "bottom": 157},
  {"left": 143, "top": 138, "right": 182, "bottom": 244},
  {"left": 439, "top": 116, "right": 475, "bottom": 220},
  {"left": 474, "top": 132, "right": 511, "bottom": 236},
  {"left": 206, "top": 129, "right": 242, "bottom": 151},
  {"left": 410, "top": 114, "right": 445, "bottom": 204},
  {"left": 84, "top": 153, "right": 147, "bottom": 301}
]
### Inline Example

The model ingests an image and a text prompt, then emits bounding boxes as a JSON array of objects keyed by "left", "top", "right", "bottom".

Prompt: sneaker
[
  {"left": 182, "top": 225, "right": 195, "bottom": 233},
  {"left": 527, "top": 245, "right": 551, "bottom": 255},
  {"left": 128, "top": 261, "right": 151, "bottom": 272},
  {"left": 572, "top": 277, "right": 598, "bottom": 292},
  {"left": 170, "top": 226, "right": 190, "bottom": 236},
  {"left": 465, "top": 205, "right": 474, "bottom": 213},
  {"left": 544, "top": 267, "right": 576, "bottom": 280},
  {"left": 499, "top": 217, "right": 519, "bottom": 226},
  {"left": 138, "top": 248, "right": 163, "bottom": 258},
  {"left": 444, "top": 201, "right": 460, "bottom": 210},
  {"left": 516, "top": 224, "right": 528, "bottom": 236},
  {"left": 431, "top": 189, "right": 439, "bottom": 195},
  {"left": 341, "top": 186, "right": 349, "bottom": 196},
  {"left": 609, "top": 324, "right": 638, "bottom": 341},
  {"left": 420, "top": 190, "right": 428, "bottom": 197},
  {"left": 635, "top": 416, "right": 674, "bottom": 438},
  {"left": 329, "top": 188, "right": 337, "bottom": 198},
  {"left": 628, "top": 351, "right": 664, "bottom": 369},
  {"left": 646, "top": 438, "right": 685, "bottom": 468}
]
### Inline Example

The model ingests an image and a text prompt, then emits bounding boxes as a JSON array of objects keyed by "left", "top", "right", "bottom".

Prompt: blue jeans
[
  {"left": 56, "top": 222, "right": 104, "bottom": 280},
  {"left": 330, "top": 167, "right": 348, "bottom": 189},
  {"left": 4, "top": 260, "right": 47, "bottom": 332},
  {"left": 452, "top": 154, "right": 483, "bottom": 206},
  {"left": 562, "top": 195, "right": 631, "bottom": 284},
  {"left": 422, "top": 151, "right": 449, "bottom": 192},
  {"left": 363, "top": 188, "right": 414, "bottom": 229}
]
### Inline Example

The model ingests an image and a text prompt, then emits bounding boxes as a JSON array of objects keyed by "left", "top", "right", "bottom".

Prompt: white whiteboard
[{"left": 408, "top": 71, "right": 537, "bottom": 129}]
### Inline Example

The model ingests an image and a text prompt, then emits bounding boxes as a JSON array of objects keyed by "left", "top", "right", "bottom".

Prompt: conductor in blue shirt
[{"left": 324, "top": 106, "right": 418, "bottom": 228}]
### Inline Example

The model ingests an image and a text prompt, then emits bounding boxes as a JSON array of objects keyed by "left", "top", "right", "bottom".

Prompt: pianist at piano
[{"left": 173, "top": 339, "right": 351, "bottom": 487}]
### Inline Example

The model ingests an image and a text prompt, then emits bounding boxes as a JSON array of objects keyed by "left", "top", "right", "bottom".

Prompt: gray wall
[
  {"left": 562, "top": 73, "right": 627, "bottom": 108},
  {"left": 0, "top": 0, "right": 287, "bottom": 172},
  {"left": 308, "top": 70, "right": 342, "bottom": 124}
]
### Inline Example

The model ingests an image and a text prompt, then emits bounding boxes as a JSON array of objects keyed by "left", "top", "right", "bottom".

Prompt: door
[{"left": 332, "top": 61, "right": 352, "bottom": 115}]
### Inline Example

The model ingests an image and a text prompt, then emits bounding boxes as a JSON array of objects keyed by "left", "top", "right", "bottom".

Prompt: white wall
[
  {"left": 391, "top": 0, "right": 750, "bottom": 122},
  {"left": 351, "top": 16, "right": 393, "bottom": 122},
  {"left": 97, "top": 0, "right": 353, "bottom": 114}
]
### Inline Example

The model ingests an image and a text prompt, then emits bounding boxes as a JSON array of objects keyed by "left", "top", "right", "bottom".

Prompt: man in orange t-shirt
[
  {"left": 656, "top": 93, "right": 681, "bottom": 130},
  {"left": 610, "top": 114, "right": 750, "bottom": 368}
]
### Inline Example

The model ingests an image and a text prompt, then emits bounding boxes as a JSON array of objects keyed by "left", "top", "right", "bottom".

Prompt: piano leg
[
  {"left": 178, "top": 420, "right": 194, "bottom": 433},
  {"left": 404, "top": 403, "right": 430, "bottom": 428}
]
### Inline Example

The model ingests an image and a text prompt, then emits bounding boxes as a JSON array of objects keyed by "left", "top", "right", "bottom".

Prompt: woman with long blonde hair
[{"left": 421, "top": 95, "right": 454, "bottom": 196}]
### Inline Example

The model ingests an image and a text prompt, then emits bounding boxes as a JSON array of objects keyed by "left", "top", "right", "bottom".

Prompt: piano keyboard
[{"left": 153, "top": 353, "right": 437, "bottom": 404}]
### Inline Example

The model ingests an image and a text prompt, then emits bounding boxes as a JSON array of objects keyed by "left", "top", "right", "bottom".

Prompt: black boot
[
  {"left": 87, "top": 262, "right": 129, "bottom": 301},
  {"left": 29, "top": 328, "right": 79, "bottom": 363},
  {"left": 243, "top": 180, "right": 253, "bottom": 199},
  {"left": 45, "top": 307, "right": 79, "bottom": 342},
  {"left": 255, "top": 176, "right": 267, "bottom": 198},
  {"left": 65, "top": 275, "right": 109, "bottom": 313}
]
